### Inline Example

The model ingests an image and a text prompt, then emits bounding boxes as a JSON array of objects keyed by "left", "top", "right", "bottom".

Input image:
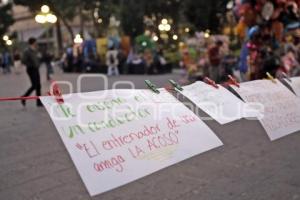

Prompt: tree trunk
[
  {"left": 79, "top": 6, "right": 84, "bottom": 37},
  {"left": 51, "top": 7, "right": 75, "bottom": 41},
  {"left": 56, "top": 19, "right": 63, "bottom": 55},
  {"left": 91, "top": 10, "right": 99, "bottom": 38},
  {"left": 60, "top": 17, "right": 75, "bottom": 42}
]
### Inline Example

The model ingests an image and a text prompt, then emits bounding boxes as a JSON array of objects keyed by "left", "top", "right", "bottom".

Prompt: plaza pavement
[{"left": 0, "top": 67, "right": 299, "bottom": 200}]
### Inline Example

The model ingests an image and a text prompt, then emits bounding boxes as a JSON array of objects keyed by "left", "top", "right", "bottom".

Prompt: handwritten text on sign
[
  {"left": 232, "top": 80, "right": 300, "bottom": 141},
  {"left": 40, "top": 89, "right": 223, "bottom": 196},
  {"left": 179, "top": 81, "right": 255, "bottom": 124}
]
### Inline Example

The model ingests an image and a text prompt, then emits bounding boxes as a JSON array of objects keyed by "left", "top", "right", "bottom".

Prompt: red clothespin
[
  {"left": 48, "top": 81, "right": 64, "bottom": 104},
  {"left": 204, "top": 77, "right": 219, "bottom": 89},
  {"left": 228, "top": 75, "right": 240, "bottom": 87}
]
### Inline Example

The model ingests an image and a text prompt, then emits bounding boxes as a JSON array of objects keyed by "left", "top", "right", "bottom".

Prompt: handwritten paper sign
[
  {"left": 232, "top": 80, "right": 300, "bottom": 141},
  {"left": 40, "top": 89, "right": 223, "bottom": 196},
  {"left": 179, "top": 81, "right": 253, "bottom": 124},
  {"left": 285, "top": 77, "right": 300, "bottom": 97}
]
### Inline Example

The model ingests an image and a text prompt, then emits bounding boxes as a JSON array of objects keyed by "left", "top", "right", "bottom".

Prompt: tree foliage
[
  {"left": 12, "top": 0, "right": 229, "bottom": 39},
  {"left": 0, "top": 3, "right": 14, "bottom": 37},
  {"left": 14, "top": 0, "right": 81, "bottom": 39},
  {"left": 183, "top": 0, "right": 229, "bottom": 33}
]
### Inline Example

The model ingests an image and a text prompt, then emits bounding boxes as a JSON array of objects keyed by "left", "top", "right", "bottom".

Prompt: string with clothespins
[
  {"left": 204, "top": 77, "right": 219, "bottom": 89},
  {"left": 168, "top": 80, "right": 183, "bottom": 91},
  {"left": 280, "top": 72, "right": 292, "bottom": 82},
  {"left": 145, "top": 80, "right": 160, "bottom": 94},
  {"left": 226, "top": 75, "right": 240, "bottom": 87},
  {"left": 0, "top": 81, "right": 64, "bottom": 104},
  {"left": 266, "top": 72, "right": 277, "bottom": 83}
]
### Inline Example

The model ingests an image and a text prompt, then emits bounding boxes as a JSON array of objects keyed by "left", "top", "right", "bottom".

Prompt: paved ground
[{"left": 0, "top": 67, "right": 300, "bottom": 200}]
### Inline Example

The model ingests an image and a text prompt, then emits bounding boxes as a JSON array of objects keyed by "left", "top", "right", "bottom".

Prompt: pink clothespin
[
  {"left": 48, "top": 81, "right": 64, "bottom": 104},
  {"left": 228, "top": 75, "right": 240, "bottom": 87},
  {"left": 204, "top": 77, "right": 219, "bottom": 89}
]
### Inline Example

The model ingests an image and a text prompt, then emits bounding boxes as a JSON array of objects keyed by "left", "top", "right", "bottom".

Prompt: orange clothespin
[
  {"left": 266, "top": 72, "right": 277, "bottom": 83},
  {"left": 204, "top": 77, "right": 219, "bottom": 89},
  {"left": 228, "top": 75, "right": 240, "bottom": 87},
  {"left": 48, "top": 81, "right": 64, "bottom": 104}
]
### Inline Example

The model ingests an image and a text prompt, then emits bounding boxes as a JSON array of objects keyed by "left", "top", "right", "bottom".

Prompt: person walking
[
  {"left": 106, "top": 46, "right": 119, "bottom": 76},
  {"left": 208, "top": 41, "right": 224, "bottom": 82},
  {"left": 21, "top": 37, "right": 42, "bottom": 107}
]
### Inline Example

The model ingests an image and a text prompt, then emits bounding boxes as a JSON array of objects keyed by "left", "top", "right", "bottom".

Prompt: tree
[
  {"left": 0, "top": 3, "right": 14, "bottom": 46},
  {"left": 119, "top": 0, "right": 183, "bottom": 38},
  {"left": 183, "top": 0, "right": 229, "bottom": 33},
  {"left": 14, "top": 0, "right": 78, "bottom": 40}
]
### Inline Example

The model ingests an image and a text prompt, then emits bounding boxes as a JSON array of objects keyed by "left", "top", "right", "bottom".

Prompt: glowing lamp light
[
  {"left": 172, "top": 34, "right": 178, "bottom": 40},
  {"left": 35, "top": 14, "right": 47, "bottom": 24},
  {"left": 41, "top": 5, "right": 50, "bottom": 14},
  {"left": 142, "top": 41, "right": 147, "bottom": 47},
  {"left": 74, "top": 34, "right": 83, "bottom": 44},
  {"left": 204, "top": 32, "right": 210, "bottom": 38},
  {"left": 161, "top": 18, "right": 168, "bottom": 25},
  {"left": 158, "top": 24, "right": 165, "bottom": 31},
  {"left": 6, "top": 40, "right": 12, "bottom": 46},
  {"left": 165, "top": 24, "right": 171, "bottom": 31},
  {"left": 3, "top": 35, "right": 9, "bottom": 41},
  {"left": 153, "top": 35, "right": 159, "bottom": 41},
  {"left": 46, "top": 14, "right": 57, "bottom": 23}
]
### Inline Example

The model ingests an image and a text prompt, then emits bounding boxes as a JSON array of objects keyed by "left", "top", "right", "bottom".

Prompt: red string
[
  {"left": 0, "top": 81, "right": 65, "bottom": 103},
  {"left": 0, "top": 96, "right": 41, "bottom": 101}
]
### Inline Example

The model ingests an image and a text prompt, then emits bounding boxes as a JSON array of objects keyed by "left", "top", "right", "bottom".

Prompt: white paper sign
[
  {"left": 232, "top": 80, "right": 300, "bottom": 141},
  {"left": 179, "top": 81, "right": 254, "bottom": 124},
  {"left": 40, "top": 89, "right": 223, "bottom": 196},
  {"left": 285, "top": 77, "right": 300, "bottom": 97}
]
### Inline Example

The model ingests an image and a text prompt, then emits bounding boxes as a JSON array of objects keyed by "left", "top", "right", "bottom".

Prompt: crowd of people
[
  {"left": 179, "top": 30, "right": 300, "bottom": 84},
  {"left": 2, "top": 31, "right": 300, "bottom": 84},
  {"left": 59, "top": 43, "right": 172, "bottom": 76}
]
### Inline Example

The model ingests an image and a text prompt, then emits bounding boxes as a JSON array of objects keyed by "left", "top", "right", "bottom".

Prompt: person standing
[
  {"left": 21, "top": 37, "right": 42, "bottom": 107},
  {"left": 2, "top": 50, "right": 12, "bottom": 74},
  {"left": 106, "top": 46, "right": 119, "bottom": 76},
  {"left": 41, "top": 49, "right": 54, "bottom": 81},
  {"left": 208, "top": 41, "right": 224, "bottom": 82},
  {"left": 13, "top": 50, "right": 22, "bottom": 75}
]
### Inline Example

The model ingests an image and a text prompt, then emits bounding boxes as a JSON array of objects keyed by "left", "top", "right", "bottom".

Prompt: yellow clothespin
[{"left": 266, "top": 72, "right": 277, "bottom": 83}]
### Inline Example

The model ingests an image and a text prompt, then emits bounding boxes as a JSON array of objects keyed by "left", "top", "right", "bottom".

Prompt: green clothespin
[
  {"left": 169, "top": 80, "right": 183, "bottom": 91},
  {"left": 145, "top": 80, "right": 160, "bottom": 94}
]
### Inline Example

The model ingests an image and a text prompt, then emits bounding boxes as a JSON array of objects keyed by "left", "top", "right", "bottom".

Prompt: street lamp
[
  {"left": 152, "top": 35, "right": 159, "bottom": 42},
  {"left": 172, "top": 34, "right": 178, "bottom": 41},
  {"left": 2, "top": 35, "right": 12, "bottom": 46},
  {"left": 3, "top": 35, "right": 9, "bottom": 41},
  {"left": 6, "top": 40, "right": 12, "bottom": 46},
  {"left": 35, "top": 5, "right": 57, "bottom": 24},
  {"left": 74, "top": 34, "right": 83, "bottom": 44},
  {"left": 35, "top": 5, "right": 57, "bottom": 50},
  {"left": 158, "top": 19, "right": 172, "bottom": 32},
  {"left": 41, "top": 5, "right": 50, "bottom": 13}
]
